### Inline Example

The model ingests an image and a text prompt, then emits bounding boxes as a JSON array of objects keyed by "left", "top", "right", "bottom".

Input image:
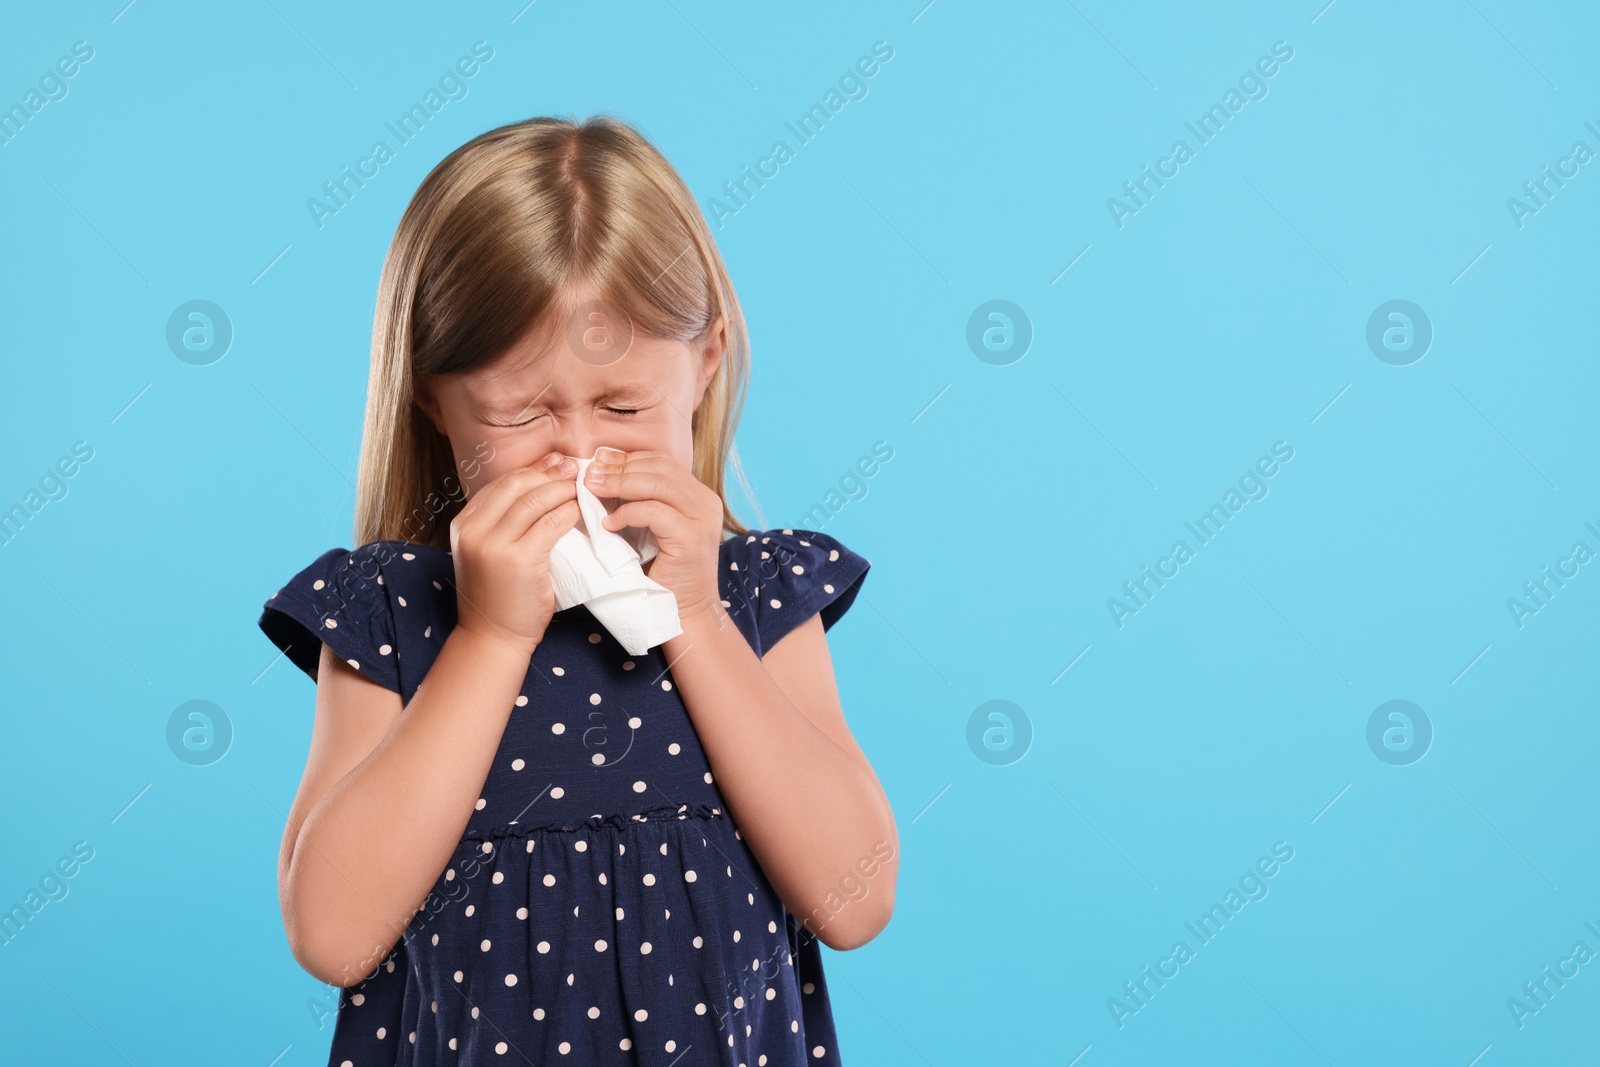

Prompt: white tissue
[{"left": 547, "top": 448, "right": 683, "bottom": 655}]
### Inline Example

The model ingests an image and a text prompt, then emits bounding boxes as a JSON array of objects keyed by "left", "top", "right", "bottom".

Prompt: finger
[
  {"left": 598, "top": 498, "right": 690, "bottom": 543},
  {"left": 512, "top": 495, "right": 582, "bottom": 550},
  {"left": 491, "top": 477, "right": 580, "bottom": 546},
  {"left": 583, "top": 452, "right": 694, "bottom": 510},
  {"left": 458, "top": 453, "right": 575, "bottom": 533}
]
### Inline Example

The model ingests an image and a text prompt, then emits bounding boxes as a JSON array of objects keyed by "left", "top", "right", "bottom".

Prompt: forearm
[
  {"left": 662, "top": 604, "right": 896, "bottom": 948},
  {"left": 286, "top": 625, "right": 534, "bottom": 985}
]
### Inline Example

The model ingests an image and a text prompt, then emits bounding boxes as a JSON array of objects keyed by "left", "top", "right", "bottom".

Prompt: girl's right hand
[{"left": 449, "top": 452, "right": 581, "bottom": 651}]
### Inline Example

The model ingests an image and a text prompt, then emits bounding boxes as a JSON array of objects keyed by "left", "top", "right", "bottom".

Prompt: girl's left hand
[{"left": 585, "top": 449, "right": 724, "bottom": 620}]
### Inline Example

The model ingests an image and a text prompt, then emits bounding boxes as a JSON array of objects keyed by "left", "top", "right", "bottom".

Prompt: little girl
[{"left": 257, "top": 116, "right": 896, "bottom": 1066}]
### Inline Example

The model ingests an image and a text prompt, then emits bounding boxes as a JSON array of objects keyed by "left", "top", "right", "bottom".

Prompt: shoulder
[
  {"left": 718, "top": 528, "right": 872, "bottom": 656},
  {"left": 257, "top": 539, "right": 456, "bottom": 693}
]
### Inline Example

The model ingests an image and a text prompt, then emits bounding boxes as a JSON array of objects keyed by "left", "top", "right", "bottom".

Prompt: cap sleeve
[
  {"left": 720, "top": 528, "right": 871, "bottom": 657},
  {"left": 257, "top": 543, "right": 402, "bottom": 693}
]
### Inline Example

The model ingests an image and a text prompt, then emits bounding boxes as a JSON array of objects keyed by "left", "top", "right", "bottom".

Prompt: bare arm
[
  {"left": 279, "top": 627, "right": 537, "bottom": 987},
  {"left": 658, "top": 604, "right": 898, "bottom": 951},
  {"left": 277, "top": 454, "right": 580, "bottom": 986}
]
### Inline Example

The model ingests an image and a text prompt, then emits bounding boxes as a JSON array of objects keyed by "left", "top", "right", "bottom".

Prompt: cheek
[{"left": 463, "top": 433, "right": 550, "bottom": 494}]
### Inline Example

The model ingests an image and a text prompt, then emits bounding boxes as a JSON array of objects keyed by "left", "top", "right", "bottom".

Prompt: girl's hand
[
  {"left": 584, "top": 449, "right": 724, "bottom": 621},
  {"left": 449, "top": 451, "right": 581, "bottom": 652}
]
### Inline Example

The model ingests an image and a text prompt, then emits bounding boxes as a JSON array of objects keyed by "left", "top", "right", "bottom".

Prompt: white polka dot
[
  {"left": 533, "top": 1007, "right": 546, "bottom": 1019},
  {"left": 643, "top": 872, "right": 656, "bottom": 886},
  {"left": 537, "top": 941, "right": 551, "bottom": 953},
  {"left": 588, "top": 1005, "right": 601, "bottom": 1018},
  {"left": 824, "top": 583, "right": 835, "bottom": 594},
  {"left": 619, "top": 1038, "right": 632, "bottom": 1050},
  {"left": 475, "top": 798, "right": 487, "bottom": 810},
  {"left": 378, "top": 643, "right": 392, "bottom": 655},
  {"left": 511, "top": 758, "right": 525, "bottom": 771},
  {"left": 492, "top": 871, "right": 504, "bottom": 884},
  {"left": 641, "top": 941, "right": 653, "bottom": 954},
  {"left": 402, "top": 551, "right": 415, "bottom": 560},
  {"left": 553, "top": 666, "right": 565, "bottom": 676},
  {"left": 813, "top": 1046, "right": 827, "bottom": 1058},
  {"left": 592, "top": 753, "right": 606, "bottom": 765},
  {"left": 770, "top": 598, "right": 782, "bottom": 608},
  {"left": 616, "top": 906, "right": 625, "bottom": 919},
  {"left": 552, "top": 722, "right": 566, "bottom": 734},
  {"left": 634, "top": 1009, "right": 648, "bottom": 1021},
  {"left": 628, "top": 716, "right": 642, "bottom": 728},
  {"left": 695, "top": 1002, "right": 707, "bottom": 1015},
  {"left": 504, "top": 973, "right": 517, "bottom": 986},
  {"left": 481, "top": 939, "right": 491, "bottom": 951},
  {"left": 575, "top": 839, "right": 588, "bottom": 852},
  {"left": 544, "top": 873, "right": 556, "bottom": 886},
  {"left": 623, "top": 660, "right": 635, "bottom": 670},
  {"left": 517, "top": 907, "right": 528, "bottom": 919},
  {"left": 551, "top": 786, "right": 564, "bottom": 798},
  {"left": 665, "top": 1039, "right": 676, "bottom": 1052},
  {"left": 633, "top": 781, "right": 647, "bottom": 793},
  {"left": 559, "top": 1041, "right": 571, "bottom": 1054},
  {"left": 495, "top": 1042, "right": 508, "bottom": 1055},
  {"left": 352, "top": 993, "right": 365, "bottom": 1006},
  {"left": 589, "top": 692, "right": 602, "bottom": 704},
  {"left": 693, "top": 936, "right": 703, "bottom": 948},
  {"left": 668, "top": 742, "right": 681, "bottom": 755},
  {"left": 515, "top": 695, "right": 528, "bottom": 707},
  {"left": 346, "top": 659, "right": 359, "bottom": 670},
  {"left": 685, "top": 869, "right": 697, "bottom": 882},
  {"left": 661, "top": 680, "right": 673, "bottom": 691},
  {"left": 454, "top": 970, "right": 463, "bottom": 982},
  {"left": 595, "top": 939, "right": 607, "bottom": 951},
  {"left": 704, "top": 772, "right": 714, "bottom": 784},
  {"left": 792, "top": 564, "right": 804, "bottom": 574},
  {"left": 444, "top": 869, "right": 455, "bottom": 881},
  {"left": 449, "top": 1038, "right": 457, "bottom": 1050}
]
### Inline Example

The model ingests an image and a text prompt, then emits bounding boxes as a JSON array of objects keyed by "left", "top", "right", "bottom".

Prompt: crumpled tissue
[{"left": 547, "top": 448, "right": 683, "bottom": 655}]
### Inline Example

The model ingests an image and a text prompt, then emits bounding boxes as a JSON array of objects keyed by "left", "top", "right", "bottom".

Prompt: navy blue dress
[{"left": 258, "top": 528, "right": 872, "bottom": 1066}]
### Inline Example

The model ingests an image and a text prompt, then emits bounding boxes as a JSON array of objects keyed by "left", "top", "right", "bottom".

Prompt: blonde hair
[{"left": 353, "top": 115, "right": 756, "bottom": 550}]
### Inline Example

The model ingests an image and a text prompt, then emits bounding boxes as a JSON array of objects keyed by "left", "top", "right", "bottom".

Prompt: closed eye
[{"left": 498, "top": 406, "right": 638, "bottom": 427}]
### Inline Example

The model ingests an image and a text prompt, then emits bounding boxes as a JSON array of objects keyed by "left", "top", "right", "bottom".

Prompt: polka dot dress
[{"left": 259, "top": 528, "right": 871, "bottom": 1066}]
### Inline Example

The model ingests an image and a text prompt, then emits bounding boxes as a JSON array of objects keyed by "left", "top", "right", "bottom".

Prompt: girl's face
[{"left": 414, "top": 309, "right": 726, "bottom": 500}]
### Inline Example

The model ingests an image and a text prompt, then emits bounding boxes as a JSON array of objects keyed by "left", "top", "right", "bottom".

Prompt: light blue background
[{"left": 1, "top": 1, "right": 1596, "bottom": 1063}]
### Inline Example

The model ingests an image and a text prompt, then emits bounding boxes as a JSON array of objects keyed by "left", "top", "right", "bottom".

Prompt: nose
[{"left": 558, "top": 443, "right": 621, "bottom": 465}]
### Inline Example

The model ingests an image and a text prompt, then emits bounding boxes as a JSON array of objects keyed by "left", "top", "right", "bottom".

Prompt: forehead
[{"left": 465, "top": 334, "right": 680, "bottom": 409}]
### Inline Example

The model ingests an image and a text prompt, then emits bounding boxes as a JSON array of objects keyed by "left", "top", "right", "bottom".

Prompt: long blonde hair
[{"left": 353, "top": 115, "right": 756, "bottom": 550}]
